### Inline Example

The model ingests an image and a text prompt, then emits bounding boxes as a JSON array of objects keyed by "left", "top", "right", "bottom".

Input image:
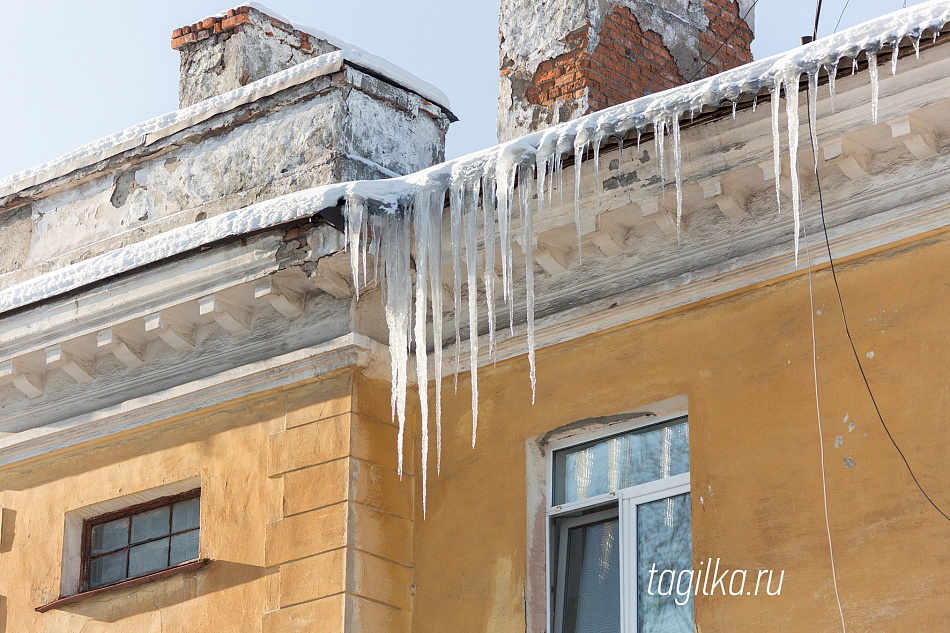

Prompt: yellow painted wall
[
  {"left": 5, "top": 230, "right": 950, "bottom": 633},
  {"left": 0, "top": 370, "right": 415, "bottom": 633},
  {"left": 413, "top": 230, "right": 950, "bottom": 632}
]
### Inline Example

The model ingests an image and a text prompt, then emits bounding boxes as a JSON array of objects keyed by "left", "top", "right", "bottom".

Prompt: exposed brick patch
[
  {"left": 171, "top": 5, "right": 317, "bottom": 52},
  {"left": 522, "top": 0, "right": 754, "bottom": 115}
]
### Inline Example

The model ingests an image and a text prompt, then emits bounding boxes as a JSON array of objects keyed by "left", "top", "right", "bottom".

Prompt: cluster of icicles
[{"left": 338, "top": 4, "right": 948, "bottom": 515}]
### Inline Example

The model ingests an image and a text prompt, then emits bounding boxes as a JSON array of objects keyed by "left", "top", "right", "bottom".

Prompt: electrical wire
[
  {"left": 686, "top": 0, "right": 759, "bottom": 82},
  {"left": 801, "top": 187, "right": 848, "bottom": 633},
  {"left": 805, "top": 79, "right": 950, "bottom": 524},
  {"left": 813, "top": 0, "right": 824, "bottom": 40},
  {"left": 834, "top": 0, "right": 852, "bottom": 32}
]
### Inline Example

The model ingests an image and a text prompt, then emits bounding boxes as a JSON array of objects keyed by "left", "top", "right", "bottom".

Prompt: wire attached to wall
[
  {"left": 805, "top": 95, "right": 950, "bottom": 524},
  {"left": 801, "top": 208, "right": 848, "bottom": 633}
]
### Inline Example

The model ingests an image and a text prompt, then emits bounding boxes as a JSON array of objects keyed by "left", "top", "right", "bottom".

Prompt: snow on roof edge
[
  {"left": 1, "top": 0, "right": 948, "bottom": 316},
  {"left": 0, "top": 47, "right": 451, "bottom": 198},
  {"left": 205, "top": 2, "right": 362, "bottom": 54}
]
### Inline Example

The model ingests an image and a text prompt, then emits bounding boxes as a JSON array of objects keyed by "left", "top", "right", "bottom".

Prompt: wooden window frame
[{"left": 79, "top": 488, "right": 200, "bottom": 593}]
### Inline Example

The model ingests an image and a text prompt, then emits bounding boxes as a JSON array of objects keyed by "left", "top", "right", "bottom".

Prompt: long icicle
[
  {"left": 427, "top": 188, "right": 446, "bottom": 474},
  {"left": 771, "top": 79, "right": 783, "bottom": 214},
  {"left": 412, "top": 190, "right": 431, "bottom": 515},
  {"left": 464, "top": 180, "right": 481, "bottom": 448},
  {"left": 784, "top": 71, "right": 803, "bottom": 264},
  {"left": 807, "top": 71, "right": 820, "bottom": 169},
  {"left": 868, "top": 51, "right": 880, "bottom": 124},
  {"left": 573, "top": 136, "right": 586, "bottom": 255},
  {"left": 450, "top": 185, "right": 463, "bottom": 389},
  {"left": 519, "top": 164, "right": 538, "bottom": 403},
  {"left": 380, "top": 208, "right": 412, "bottom": 477},
  {"left": 482, "top": 175, "right": 497, "bottom": 360},
  {"left": 671, "top": 114, "right": 684, "bottom": 230}
]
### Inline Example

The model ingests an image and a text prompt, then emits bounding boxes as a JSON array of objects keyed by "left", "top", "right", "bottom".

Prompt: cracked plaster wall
[
  {"left": 178, "top": 7, "right": 338, "bottom": 108},
  {"left": 498, "top": 0, "right": 755, "bottom": 141}
]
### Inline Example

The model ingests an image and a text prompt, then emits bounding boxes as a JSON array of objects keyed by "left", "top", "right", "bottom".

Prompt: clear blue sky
[{"left": 0, "top": 0, "right": 923, "bottom": 180}]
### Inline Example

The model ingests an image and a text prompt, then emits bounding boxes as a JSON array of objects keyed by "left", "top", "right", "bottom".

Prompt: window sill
[{"left": 35, "top": 558, "right": 211, "bottom": 613}]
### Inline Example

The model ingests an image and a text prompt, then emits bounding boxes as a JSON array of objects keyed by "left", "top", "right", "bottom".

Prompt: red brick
[
  {"left": 222, "top": 13, "right": 250, "bottom": 30},
  {"left": 201, "top": 18, "right": 215, "bottom": 29},
  {"left": 172, "top": 28, "right": 183, "bottom": 38},
  {"left": 300, "top": 40, "right": 312, "bottom": 52}
]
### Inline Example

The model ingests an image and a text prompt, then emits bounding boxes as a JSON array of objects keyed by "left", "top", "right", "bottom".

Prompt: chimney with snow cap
[
  {"left": 497, "top": 0, "right": 755, "bottom": 142},
  {"left": 172, "top": 4, "right": 343, "bottom": 108}
]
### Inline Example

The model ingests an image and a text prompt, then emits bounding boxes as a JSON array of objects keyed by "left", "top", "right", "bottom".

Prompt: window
[
  {"left": 548, "top": 416, "right": 691, "bottom": 633},
  {"left": 80, "top": 489, "right": 200, "bottom": 591}
]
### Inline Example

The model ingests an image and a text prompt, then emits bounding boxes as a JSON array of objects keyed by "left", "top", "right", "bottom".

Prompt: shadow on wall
[
  {"left": 0, "top": 508, "right": 14, "bottom": 553},
  {"left": 55, "top": 561, "right": 273, "bottom": 623}
]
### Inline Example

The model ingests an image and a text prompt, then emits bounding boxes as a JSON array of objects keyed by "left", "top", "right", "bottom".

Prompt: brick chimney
[
  {"left": 497, "top": 0, "right": 755, "bottom": 142},
  {"left": 172, "top": 5, "right": 340, "bottom": 108}
]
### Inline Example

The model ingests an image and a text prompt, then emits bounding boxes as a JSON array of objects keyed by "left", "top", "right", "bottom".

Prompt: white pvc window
[{"left": 548, "top": 416, "right": 692, "bottom": 633}]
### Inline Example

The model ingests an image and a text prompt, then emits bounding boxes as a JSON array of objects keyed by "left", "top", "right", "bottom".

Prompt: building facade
[{"left": 1, "top": 2, "right": 949, "bottom": 632}]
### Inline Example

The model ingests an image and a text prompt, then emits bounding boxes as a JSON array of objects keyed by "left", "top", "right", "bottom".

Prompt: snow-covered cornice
[
  {"left": 2, "top": 1, "right": 946, "bottom": 317},
  {"left": 0, "top": 48, "right": 452, "bottom": 200}
]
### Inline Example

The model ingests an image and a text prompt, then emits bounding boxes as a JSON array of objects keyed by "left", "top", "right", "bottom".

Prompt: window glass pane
[
  {"left": 637, "top": 493, "right": 693, "bottom": 633},
  {"left": 169, "top": 529, "right": 200, "bottom": 565},
  {"left": 554, "top": 419, "right": 689, "bottom": 505},
  {"left": 560, "top": 516, "right": 620, "bottom": 633},
  {"left": 89, "top": 550, "right": 127, "bottom": 588},
  {"left": 171, "top": 497, "right": 200, "bottom": 532},
  {"left": 90, "top": 517, "right": 129, "bottom": 555},
  {"left": 128, "top": 538, "right": 170, "bottom": 577},
  {"left": 130, "top": 506, "right": 170, "bottom": 544}
]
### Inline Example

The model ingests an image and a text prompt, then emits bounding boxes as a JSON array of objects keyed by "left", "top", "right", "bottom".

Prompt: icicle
[
  {"left": 345, "top": 197, "right": 366, "bottom": 299},
  {"left": 671, "top": 114, "right": 683, "bottom": 230},
  {"left": 913, "top": 35, "right": 921, "bottom": 58},
  {"left": 504, "top": 171, "right": 516, "bottom": 336},
  {"left": 573, "top": 137, "right": 586, "bottom": 254},
  {"left": 807, "top": 71, "right": 820, "bottom": 169},
  {"left": 412, "top": 190, "right": 431, "bottom": 516},
  {"left": 826, "top": 61, "right": 838, "bottom": 113},
  {"left": 482, "top": 176, "right": 497, "bottom": 360},
  {"left": 852, "top": 57, "right": 858, "bottom": 74},
  {"left": 731, "top": 101, "right": 738, "bottom": 119},
  {"left": 379, "top": 210, "right": 412, "bottom": 478},
  {"left": 618, "top": 136, "right": 624, "bottom": 173},
  {"left": 360, "top": 215, "right": 368, "bottom": 290},
  {"left": 519, "top": 164, "right": 538, "bottom": 403},
  {"left": 426, "top": 188, "right": 446, "bottom": 475},
  {"left": 770, "top": 80, "right": 782, "bottom": 215},
  {"left": 463, "top": 181, "right": 481, "bottom": 448},
  {"left": 636, "top": 130, "right": 641, "bottom": 151},
  {"left": 752, "top": 95, "right": 758, "bottom": 112},
  {"left": 891, "top": 43, "right": 899, "bottom": 75},
  {"left": 450, "top": 185, "right": 463, "bottom": 389},
  {"left": 653, "top": 115, "right": 667, "bottom": 189},
  {"left": 783, "top": 71, "right": 803, "bottom": 264},
  {"left": 593, "top": 135, "right": 602, "bottom": 215},
  {"left": 868, "top": 50, "right": 879, "bottom": 124},
  {"left": 554, "top": 151, "right": 564, "bottom": 210},
  {"left": 536, "top": 155, "right": 547, "bottom": 228}
]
